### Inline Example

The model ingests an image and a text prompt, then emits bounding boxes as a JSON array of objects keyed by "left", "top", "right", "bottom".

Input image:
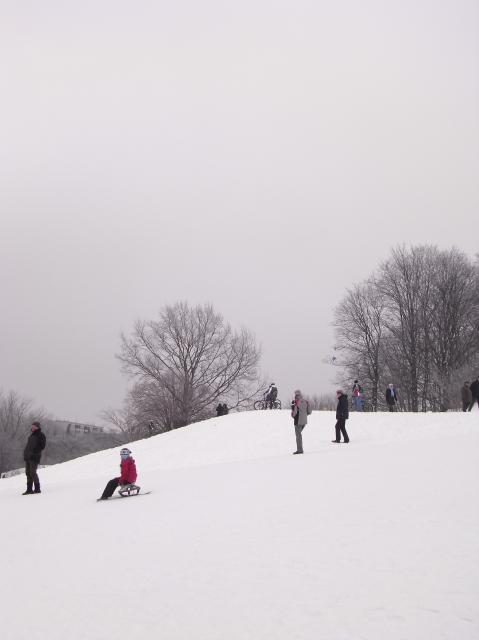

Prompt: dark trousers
[
  {"left": 387, "top": 403, "right": 395, "bottom": 412},
  {"left": 25, "top": 460, "right": 40, "bottom": 492},
  {"left": 294, "top": 424, "right": 305, "bottom": 452},
  {"left": 469, "top": 397, "right": 479, "bottom": 411},
  {"left": 101, "top": 478, "right": 120, "bottom": 499},
  {"left": 463, "top": 400, "right": 472, "bottom": 412},
  {"left": 335, "top": 419, "right": 349, "bottom": 443}
]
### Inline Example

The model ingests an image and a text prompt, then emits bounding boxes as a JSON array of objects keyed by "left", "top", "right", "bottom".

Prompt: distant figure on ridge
[
  {"left": 461, "top": 382, "right": 472, "bottom": 412},
  {"left": 221, "top": 403, "right": 229, "bottom": 415},
  {"left": 98, "top": 448, "right": 137, "bottom": 500},
  {"left": 147, "top": 420, "right": 156, "bottom": 436},
  {"left": 265, "top": 383, "right": 278, "bottom": 409},
  {"left": 332, "top": 389, "right": 349, "bottom": 443},
  {"left": 351, "top": 380, "right": 364, "bottom": 411},
  {"left": 291, "top": 389, "right": 311, "bottom": 454},
  {"left": 385, "top": 383, "right": 398, "bottom": 412},
  {"left": 23, "top": 421, "right": 46, "bottom": 495},
  {"left": 216, "top": 403, "right": 224, "bottom": 417},
  {"left": 469, "top": 376, "right": 479, "bottom": 411}
]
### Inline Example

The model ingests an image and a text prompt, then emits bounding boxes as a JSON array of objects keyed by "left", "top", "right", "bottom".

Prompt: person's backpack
[
  {"left": 306, "top": 400, "right": 312, "bottom": 415},
  {"left": 39, "top": 431, "right": 46, "bottom": 450}
]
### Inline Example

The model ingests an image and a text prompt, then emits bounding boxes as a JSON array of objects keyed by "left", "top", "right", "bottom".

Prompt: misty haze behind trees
[
  {"left": 0, "top": 390, "right": 125, "bottom": 476},
  {"left": 334, "top": 246, "right": 479, "bottom": 411},
  {"left": 2, "top": 244, "right": 477, "bottom": 474}
]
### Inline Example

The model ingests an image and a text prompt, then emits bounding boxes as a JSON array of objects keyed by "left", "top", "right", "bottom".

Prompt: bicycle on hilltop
[{"left": 254, "top": 384, "right": 281, "bottom": 410}]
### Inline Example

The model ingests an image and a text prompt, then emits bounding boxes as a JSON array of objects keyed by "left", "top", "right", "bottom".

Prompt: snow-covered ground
[{"left": 1, "top": 410, "right": 478, "bottom": 640}]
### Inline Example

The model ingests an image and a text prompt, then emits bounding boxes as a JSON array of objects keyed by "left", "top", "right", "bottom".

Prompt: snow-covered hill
[{"left": 1, "top": 410, "right": 478, "bottom": 640}]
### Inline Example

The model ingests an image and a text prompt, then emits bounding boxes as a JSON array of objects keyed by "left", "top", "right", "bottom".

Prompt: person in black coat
[
  {"left": 332, "top": 390, "right": 349, "bottom": 443},
  {"left": 216, "top": 403, "right": 224, "bottom": 417},
  {"left": 23, "top": 421, "right": 46, "bottom": 495},
  {"left": 385, "top": 383, "right": 398, "bottom": 412},
  {"left": 469, "top": 376, "right": 479, "bottom": 411},
  {"left": 265, "top": 383, "right": 278, "bottom": 409},
  {"left": 461, "top": 382, "right": 473, "bottom": 412}
]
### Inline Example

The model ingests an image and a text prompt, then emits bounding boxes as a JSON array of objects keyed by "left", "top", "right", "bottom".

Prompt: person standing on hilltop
[
  {"left": 291, "top": 390, "right": 311, "bottom": 454},
  {"left": 23, "top": 421, "right": 46, "bottom": 495},
  {"left": 351, "top": 380, "right": 364, "bottom": 411},
  {"left": 461, "top": 382, "right": 472, "bottom": 412},
  {"left": 385, "top": 383, "right": 398, "bottom": 412},
  {"left": 469, "top": 376, "right": 479, "bottom": 411},
  {"left": 332, "top": 390, "right": 350, "bottom": 444}
]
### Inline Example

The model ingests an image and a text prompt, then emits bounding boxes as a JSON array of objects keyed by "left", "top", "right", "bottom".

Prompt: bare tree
[
  {"left": 333, "top": 280, "right": 386, "bottom": 411},
  {"left": 333, "top": 245, "right": 479, "bottom": 412},
  {"left": 428, "top": 248, "right": 479, "bottom": 410},
  {"left": 102, "top": 377, "right": 190, "bottom": 436},
  {"left": 378, "top": 246, "right": 435, "bottom": 411},
  {"left": 100, "top": 397, "right": 146, "bottom": 441},
  {"left": 117, "top": 302, "right": 262, "bottom": 428}
]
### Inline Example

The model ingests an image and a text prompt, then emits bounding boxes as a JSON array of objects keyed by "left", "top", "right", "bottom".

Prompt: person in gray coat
[{"left": 291, "top": 390, "right": 311, "bottom": 454}]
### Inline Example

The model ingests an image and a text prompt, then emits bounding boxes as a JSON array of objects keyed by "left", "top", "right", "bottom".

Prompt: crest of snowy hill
[{"left": 1, "top": 410, "right": 478, "bottom": 640}]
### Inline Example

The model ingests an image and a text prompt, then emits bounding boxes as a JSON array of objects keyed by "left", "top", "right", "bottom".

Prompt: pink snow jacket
[{"left": 119, "top": 457, "right": 137, "bottom": 485}]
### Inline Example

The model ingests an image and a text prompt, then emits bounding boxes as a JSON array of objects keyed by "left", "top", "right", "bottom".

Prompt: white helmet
[{"left": 120, "top": 448, "right": 131, "bottom": 458}]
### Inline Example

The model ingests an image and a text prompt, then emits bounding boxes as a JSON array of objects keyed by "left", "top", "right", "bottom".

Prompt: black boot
[{"left": 22, "top": 489, "right": 33, "bottom": 495}]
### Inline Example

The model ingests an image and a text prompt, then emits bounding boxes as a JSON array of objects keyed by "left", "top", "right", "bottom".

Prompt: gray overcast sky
[{"left": 1, "top": 1, "right": 478, "bottom": 423}]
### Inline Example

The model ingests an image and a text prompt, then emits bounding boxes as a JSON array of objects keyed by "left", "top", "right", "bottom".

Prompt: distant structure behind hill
[
  {"left": 49, "top": 419, "right": 111, "bottom": 436},
  {"left": 30, "top": 420, "right": 122, "bottom": 470}
]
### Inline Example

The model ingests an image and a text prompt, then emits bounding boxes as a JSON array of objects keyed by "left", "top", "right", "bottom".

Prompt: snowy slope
[{"left": 1, "top": 410, "right": 478, "bottom": 640}]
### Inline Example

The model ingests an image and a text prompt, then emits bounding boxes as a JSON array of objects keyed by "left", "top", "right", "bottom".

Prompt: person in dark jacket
[
  {"left": 332, "top": 390, "right": 349, "bottom": 443},
  {"left": 216, "top": 403, "right": 224, "bottom": 417},
  {"left": 99, "top": 448, "right": 137, "bottom": 500},
  {"left": 351, "top": 380, "right": 364, "bottom": 411},
  {"left": 147, "top": 420, "right": 156, "bottom": 436},
  {"left": 265, "top": 383, "right": 278, "bottom": 409},
  {"left": 469, "top": 376, "right": 479, "bottom": 411},
  {"left": 221, "top": 403, "right": 229, "bottom": 415},
  {"left": 23, "top": 421, "right": 46, "bottom": 495},
  {"left": 461, "top": 382, "right": 473, "bottom": 412},
  {"left": 385, "top": 383, "right": 398, "bottom": 412}
]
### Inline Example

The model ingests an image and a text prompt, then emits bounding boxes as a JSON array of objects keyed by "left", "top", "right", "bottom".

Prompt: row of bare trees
[
  {"left": 103, "top": 302, "right": 263, "bottom": 436},
  {"left": 333, "top": 246, "right": 479, "bottom": 411},
  {"left": 0, "top": 390, "right": 126, "bottom": 476}
]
